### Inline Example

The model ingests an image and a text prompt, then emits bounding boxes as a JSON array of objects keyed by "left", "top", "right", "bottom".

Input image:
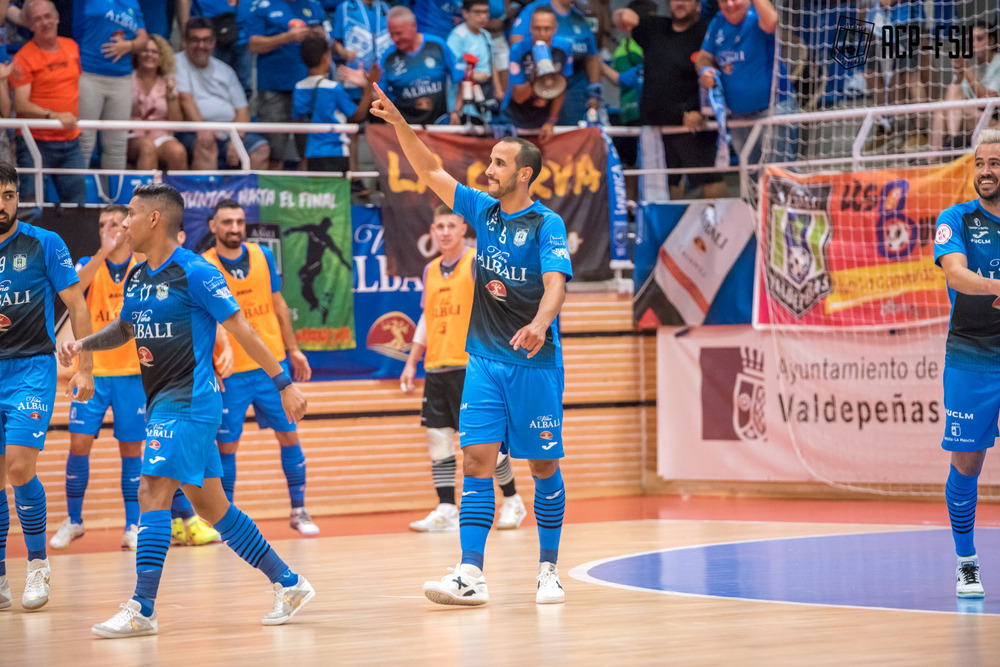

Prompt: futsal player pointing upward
[
  {"left": 371, "top": 83, "right": 573, "bottom": 605},
  {"left": 934, "top": 129, "right": 1000, "bottom": 599},
  {"left": 60, "top": 184, "right": 314, "bottom": 637}
]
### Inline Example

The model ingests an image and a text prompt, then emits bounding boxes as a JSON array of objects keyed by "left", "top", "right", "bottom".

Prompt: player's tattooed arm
[{"left": 80, "top": 317, "right": 136, "bottom": 352}]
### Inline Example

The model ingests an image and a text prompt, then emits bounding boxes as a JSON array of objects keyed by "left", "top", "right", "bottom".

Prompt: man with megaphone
[{"left": 500, "top": 5, "right": 573, "bottom": 141}]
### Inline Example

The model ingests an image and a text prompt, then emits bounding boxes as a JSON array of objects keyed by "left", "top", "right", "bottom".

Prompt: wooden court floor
[{"left": 2, "top": 495, "right": 1000, "bottom": 666}]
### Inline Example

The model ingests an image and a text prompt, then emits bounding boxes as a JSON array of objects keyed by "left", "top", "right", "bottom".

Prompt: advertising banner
[
  {"left": 367, "top": 125, "right": 614, "bottom": 280},
  {"left": 657, "top": 324, "right": 963, "bottom": 486},
  {"left": 755, "top": 155, "right": 977, "bottom": 328}
]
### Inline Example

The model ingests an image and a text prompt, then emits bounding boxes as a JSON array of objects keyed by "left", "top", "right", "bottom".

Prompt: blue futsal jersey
[
  {"left": 0, "top": 221, "right": 79, "bottom": 360},
  {"left": 452, "top": 183, "right": 573, "bottom": 368},
  {"left": 380, "top": 35, "right": 460, "bottom": 124},
  {"left": 120, "top": 247, "right": 240, "bottom": 422},
  {"left": 934, "top": 200, "right": 1000, "bottom": 372}
]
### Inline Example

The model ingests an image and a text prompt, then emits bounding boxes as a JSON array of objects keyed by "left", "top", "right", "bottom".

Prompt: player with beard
[
  {"left": 934, "top": 129, "right": 1000, "bottom": 599},
  {"left": 372, "top": 84, "right": 573, "bottom": 606},
  {"left": 201, "top": 199, "right": 319, "bottom": 535},
  {"left": 0, "top": 160, "right": 94, "bottom": 612}
]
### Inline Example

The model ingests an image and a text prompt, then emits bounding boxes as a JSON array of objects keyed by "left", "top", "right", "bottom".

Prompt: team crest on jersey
[
  {"left": 149, "top": 440, "right": 160, "bottom": 450},
  {"left": 514, "top": 228, "right": 528, "bottom": 247},
  {"left": 765, "top": 178, "right": 834, "bottom": 318},
  {"left": 137, "top": 346, "right": 154, "bottom": 367},
  {"left": 539, "top": 431, "right": 554, "bottom": 440},
  {"left": 30, "top": 412, "right": 40, "bottom": 420},
  {"left": 12, "top": 254, "right": 26, "bottom": 272},
  {"left": 155, "top": 283, "right": 169, "bottom": 300},
  {"left": 0, "top": 314, "right": 10, "bottom": 332},
  {"left": 486, "top": 280, "right": 507, "bottom": 301}
]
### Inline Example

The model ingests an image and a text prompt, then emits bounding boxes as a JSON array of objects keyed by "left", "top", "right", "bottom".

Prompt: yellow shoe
[
  {"left": 170, "top": 517, "right": 187, "bottom": 546},
  {"left": 184, "top": 515, "right": 221, "bottom": 546}
]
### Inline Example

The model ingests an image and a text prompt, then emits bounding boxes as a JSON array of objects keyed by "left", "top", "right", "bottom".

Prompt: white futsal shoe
[
  {"left": 290, "top": 508, "right": 320, "bottom": 535},
  {"left": 122, "top": 524, "right": 139, "bottom": 551},
  {"left": 536, "top": 562, "right": 565, "bottom": 604},
  {"left": 423, "top": 563, "right": 489, "bottom": 606},
  {"left": 263, "top": 575, "right": 316, "bottom": 625},
  {"left": 497, "top": 494, "right": 527, "bottom": 530},
  {"left": 957, "top": 555, "right": 985, "bottom": 598},
  {"left": 409, "top": 503, "right": 459, "bottom": 532},
  {"left": 92, "top": 600, "right": 158, "bottom": 638},
  {"left": 0, "top": 576, "right": 11, "bottom": 610},
  {"left": 49, "top": 518, "right": 85, "bottom": 549},
  {"left": 22, "top": 558, "right": 51, "bottom": 610}
]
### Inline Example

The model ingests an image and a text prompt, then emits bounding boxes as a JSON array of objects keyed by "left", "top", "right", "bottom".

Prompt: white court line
[{"left": 567, "top": 524, "right": 999, "bottom": 617}]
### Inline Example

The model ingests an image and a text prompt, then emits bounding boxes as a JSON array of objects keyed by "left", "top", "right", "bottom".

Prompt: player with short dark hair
[
  {"left": 0, "top": 160, "right": 94, "bottom": 611},
  {"left": 201, "top": 199, "right": 319, "bottom": 535},
  {"left": 60, "top": 183, "right": 314, "bottom": 638},
  {"left": 372, "top": 86, "right": 572, "bottom": 606},
  {"left": 934, "top": 129, "right": 1000, "bottom": 600}
]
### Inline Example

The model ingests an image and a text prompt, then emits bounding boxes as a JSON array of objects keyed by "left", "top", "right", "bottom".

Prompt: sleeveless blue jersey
[
  {"left": 452, "top": 183, "right": 573, "bottom": 368},
  {"left": 120, "top": 247, "right": 240, "bottom": 421},
  {"left": 0, "top": 221, "right": 79, "bottom": 360},
  {"left": 934, "top": 200, "right": 1000, "bottom": 371}
]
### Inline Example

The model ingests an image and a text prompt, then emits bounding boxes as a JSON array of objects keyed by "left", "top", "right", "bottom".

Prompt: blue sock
[
  {"left": 132, "top": 509, "right": 171, "bottom": 616},
  {"left": 170, "top": 488, "right": 194, "bottom": 520},
  {"left": 533, "top": 469, "right": 565, "bottom": 565},
  {"left": 0, "top": 488, "right": 8, "bottom": 577},
  {"left": 220, "top": 452, "right": 237, "bottom": 502},
  {"left": 214, "top": 504, "right": 297, "bottom": 586},
  {"left": 14, "top": 476, "right": 47, "bottom": 561},
  {"left": 121, "top": 456, "right": 141, "bottom": 527},
  {"left": 65, "top": 453, "right": 89, "bottom": 524},
  {"left": 459, "top": 476, "right": 495, "bottom": 570},
  {"left": 280, "top": 443, "right": 306, "bottom": 509},
  {"left": 947, "top": 465, "right": 978, "bottom": 558}
]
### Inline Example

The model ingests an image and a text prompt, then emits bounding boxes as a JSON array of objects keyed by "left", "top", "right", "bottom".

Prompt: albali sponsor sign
[
  {"left": 367, "top": 124, "right": 614, "bottom": 280},
  {"left": 657, "top": 324, "right": 952, "bottom": 485},
  {"left": 755, "top": 156, "right": 976, "bottom": 328}
]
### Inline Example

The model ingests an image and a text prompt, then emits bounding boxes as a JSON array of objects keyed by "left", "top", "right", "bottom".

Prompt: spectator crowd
[{"left": 0, "top": 0, "right": 994, "bottom": 203}]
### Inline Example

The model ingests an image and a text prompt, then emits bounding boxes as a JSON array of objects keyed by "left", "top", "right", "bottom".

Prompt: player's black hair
[
  {"left": 499, "top": 137, "right": 542, "bottom": 185},
  {"left": 0, "top": 161, "right": 18, "bottom": 189},
  {"left": 211, "top": 198, "right": 243, "bottom": 219},
  {"left": 102, "top": 204, "right": 129, "bottom": 218},
  {"left": 133, "top": 183, "right": 185, "bottom": 236}
]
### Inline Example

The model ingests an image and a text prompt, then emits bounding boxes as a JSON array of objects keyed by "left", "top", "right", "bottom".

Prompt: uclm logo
[{"left": 366, "top": 311, "right": 416, "bottom": 361}]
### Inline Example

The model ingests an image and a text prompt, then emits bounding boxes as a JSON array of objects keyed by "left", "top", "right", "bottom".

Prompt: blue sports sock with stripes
[
  {"left": 214, "top": 504, "right": 297, "bottom": 586},
  {"left": 132, "top": 509, "right": 171, "bottom": 616},
  {"left": 533, "top": 469, "right": 566, "bottom": 565},
  {"left": 459, "top": 476, "right": 495, "bottom": 571},
  {"left": 280, "top": 444, "right": 307, "bottom": 509},
  {"left": 220, "top": 452, "right": 237, "bottom": 502},
  {"left": 0, "top": 488, "right": 8, "bottom": 577},
  {"left": 947, "top": 465, "right": 978, "bottom": 558},
  {"left": 14, "top": 476, "right": 47, "bottom": 561},
  {"left": 65, "top": 453, "right": 89, "bottom": 524},
  {"left": 170, "top": 488, "right": 194, "bottom": 520},
  {"left": 121, "top": 456, "right": 141, "bottom": 527}
]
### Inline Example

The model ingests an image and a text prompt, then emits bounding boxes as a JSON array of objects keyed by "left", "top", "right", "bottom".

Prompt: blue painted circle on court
[{"left": 577, "top": 527, "right": 1000, "bottom": 614}]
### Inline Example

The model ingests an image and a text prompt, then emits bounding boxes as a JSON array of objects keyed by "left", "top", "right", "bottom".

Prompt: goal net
[{"left": 749, "top": 0, "right": 999, "bottom": 495}]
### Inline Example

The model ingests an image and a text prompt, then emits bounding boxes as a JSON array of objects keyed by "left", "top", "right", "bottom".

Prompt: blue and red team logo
[{"left": 149, "top": 440, "right": 160, "bottom": 450}]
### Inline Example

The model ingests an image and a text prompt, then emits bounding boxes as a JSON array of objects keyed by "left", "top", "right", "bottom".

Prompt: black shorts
[
  {"left": 662, "top": 131, "right": 724, "bottom": 188},
  {"left": 421, "top": 368, "right": 466, "bottom": 430}
]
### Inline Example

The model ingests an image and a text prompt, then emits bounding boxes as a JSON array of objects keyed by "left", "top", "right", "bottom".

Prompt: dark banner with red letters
[{"left": 367, "top": 125, "right": 612, "bottom": 279}]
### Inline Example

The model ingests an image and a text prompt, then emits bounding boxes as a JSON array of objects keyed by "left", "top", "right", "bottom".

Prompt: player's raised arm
[
  {"left": 221, "top": 311, "right": 308, "bottom": 422},
  {"left": 369, "top": 82, "right": 459, "bottom": 209}
]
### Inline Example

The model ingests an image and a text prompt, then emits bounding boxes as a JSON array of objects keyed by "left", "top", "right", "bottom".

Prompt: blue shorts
[
  {"left": 0, "top": 355, "right": 57, "bottom": 453},
  {"left": 217, "top": 363, "right": 295, "bottom": 443},
  {"left": 143, "top": 417, "right": 223, "bottom": 486},
  {"left": 941, "top": 366, "right": 1000, "bottom": 452},
  {"left": 69, "top": 374, "right": 147, "bottom": 441},
  {"left": 459, "top": 354, "right": 565, "bottom": 460}
]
